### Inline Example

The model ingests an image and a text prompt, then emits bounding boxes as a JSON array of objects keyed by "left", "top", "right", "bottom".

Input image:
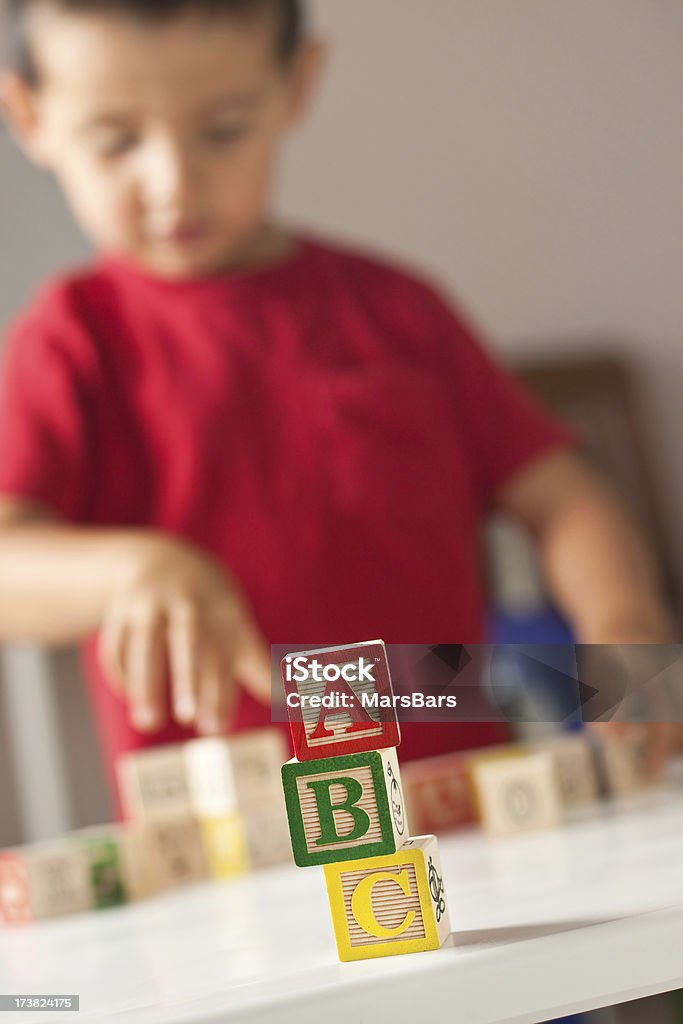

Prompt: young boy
[{"left": 0, "top": 0, "right": 677, "bottom": 810}]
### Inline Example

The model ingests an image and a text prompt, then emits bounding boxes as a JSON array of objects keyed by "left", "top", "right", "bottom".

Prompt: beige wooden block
[
  {"left": 230, "top": 729, "right": 289, "bottom": 811},
  {"left": 184, "top": 738, "right": 238, "bottom": 818},
  {"left": 473, "top": 750, "right": 564, "bottom": 837},
  {"left": 243, "top": 802, "right": 293, "bottom": 870},
  {"left": 145, "top": 816, "right": 209, "bottom": 890},
  {"left": 536, "top": 733, "right": 600, "bottom": 809},
  {"left": 116, "top": 745, "right": 192, "bottom": 821},
  {"left": 118, "top": 825, "right": 163, "bottom": 901},
  {"left": 324, "top": 834, "right": 450, "bottom": 961},
  {"left": 0, "top": 843, "right": 92, "bottom": 924},
  {"left": 119, "top": 816, "right": 209, "bottom": 897},
  {"left": 465, "top": 744, "right": 527, "bottom": 819},
  {"left": 599, "top": 726, "right": 653, "bottom": 797}
]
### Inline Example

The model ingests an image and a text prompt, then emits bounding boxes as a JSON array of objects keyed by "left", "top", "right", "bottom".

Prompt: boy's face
[{"left": 2, "top": 6, "right": 322, "bottom": 278}]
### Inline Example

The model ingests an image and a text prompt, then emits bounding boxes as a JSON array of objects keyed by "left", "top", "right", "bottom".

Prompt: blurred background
[{"left": 1, "top": 0, "right": 682, "bottom": 848}]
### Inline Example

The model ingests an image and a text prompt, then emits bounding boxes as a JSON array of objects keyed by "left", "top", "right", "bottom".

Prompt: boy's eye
[
  {"left": 92, "top": 134, "right": 139, "bottom": 159},
  {"left": 203, "top": 123, "right": 251, "bottom": 146}
]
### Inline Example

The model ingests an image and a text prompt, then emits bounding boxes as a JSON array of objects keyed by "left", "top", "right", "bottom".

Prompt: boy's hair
[{"left": 2, "top": 0, "right": 305, "bottom": 83}]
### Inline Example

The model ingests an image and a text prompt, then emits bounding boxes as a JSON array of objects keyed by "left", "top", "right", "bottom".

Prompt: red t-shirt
[{"left": 0, "top": 234, "right": 574, "bottom": 807}]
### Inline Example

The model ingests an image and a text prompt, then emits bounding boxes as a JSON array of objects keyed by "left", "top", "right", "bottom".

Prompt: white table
[{"left": 2, "top": 772, "right": 683, "bottom": 1024}]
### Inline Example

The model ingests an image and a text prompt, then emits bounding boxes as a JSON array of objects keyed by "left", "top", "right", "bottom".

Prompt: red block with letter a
[{"left": 281, "top": 640, "right": 401, "bottom": 761}]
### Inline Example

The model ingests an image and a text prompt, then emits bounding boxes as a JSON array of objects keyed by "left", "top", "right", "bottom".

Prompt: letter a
[{"left": 308, "top": 676, "right": 378, "bottom": 742}]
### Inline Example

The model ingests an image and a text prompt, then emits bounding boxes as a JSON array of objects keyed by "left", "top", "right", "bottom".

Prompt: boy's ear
[
  {"left": 283, "top": 37, "right": 329, "bottom": 129},
  {"left": 0, "top": 71, "right": 50, "bottom": 166}
]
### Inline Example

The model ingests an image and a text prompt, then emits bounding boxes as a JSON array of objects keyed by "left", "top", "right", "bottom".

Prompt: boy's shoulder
[
  {"left": 4, "top": 261, "right": 110, "bottom": 347},
  {"left": 306, "top": 232, "right": 448, "bottom": 308}
]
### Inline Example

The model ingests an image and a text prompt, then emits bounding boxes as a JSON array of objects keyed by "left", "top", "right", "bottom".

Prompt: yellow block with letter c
[{"left": 324, "top": 849, "right": 441, "bottom": 961}]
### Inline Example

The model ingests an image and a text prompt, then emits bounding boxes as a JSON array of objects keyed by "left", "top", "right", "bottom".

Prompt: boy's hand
[
  {"left": 97, "top": 534, "right": 272, "bottom": 735},
  {"left": 587, "top": 721, "right": 681, "bottom": 779},
  {"left": 582, "top": 640, "right": 683, "bottom": 778}
]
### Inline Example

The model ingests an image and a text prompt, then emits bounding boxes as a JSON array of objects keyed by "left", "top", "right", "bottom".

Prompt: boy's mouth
[{"left": 160, "top": 223, "right": 209, "bottom": 245}]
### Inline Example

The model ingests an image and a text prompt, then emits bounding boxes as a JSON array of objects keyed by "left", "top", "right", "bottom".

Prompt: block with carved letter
[
  {"left": 72, "top": 826, "right": 129, "bottom": 909},
  {"left": 324, "top": 834, "right": 450, "bottom": 961},
  {"left": 465, "top": 743, "right": 525, "bottom": 819},
  {"left": 281, "top": 748, "right": 408, "bottom": 867},
  {"left": 281, "top": 641, "right": 400, "bottom": 761},
  {"left": 121, "top": 811, "right": 208, "bottom": 892},
  {"left": 116, "top": 744, "right": 192, "bottom": 821},
  {"left": 243, "top": 802, "right": 293, "bottom": 870},
  {"left": 402, "top": 751, "right": 477, "bottom": 834},
  {"left": 0, "top": 843, "right": 92, "bottom": 925},
  {"left": 230, "top": 728, "right": 289, "bottom": 809},
  {"left": 472, "top": 749, "right": 564, "bottom": 837},
  {"left": 118, "top": 825, "right": 163, "bottom": 901},
  {"left": 595, "top": 725, "right": 655, "bottom": 797},
  {"left": 535, "top": 733, "right": 600, "bottom": 809}
]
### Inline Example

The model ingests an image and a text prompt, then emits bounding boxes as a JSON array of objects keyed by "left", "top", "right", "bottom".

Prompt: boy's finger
[
  {"left": 126, "top": 605, "right": 167, "bottom": 732},
  {"left": 196, "top": 647, "right": 235, "bottom": 735},
  {"left": 231, "top": 613, "right": 272, "bottom": 705},
  {"left": 97, "top": 599, "right": 129, "bottom": 695},
  {"left": 167, "top": 601, "right": 200, "bottom": 725}
]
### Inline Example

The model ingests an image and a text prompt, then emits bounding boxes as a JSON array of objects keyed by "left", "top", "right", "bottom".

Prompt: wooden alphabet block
[
  {"left": 118, "top": 825, "right": 162, "bottom": 901},
  {"left": 281, "top": 748, "right": 408, "bottom": 867},
  {"left": 472, "top": 750, "right": 564, "bottom": 837},
  {"left": 324, "top": 834, "right": 450, "bottom": 961},
  {"left": 72, "top": 827, "right": 129, "bottom": 909},
  {"left": 116, "top": 745, "right": 192, "bottom": 821},
  {"left": 184, "top": 738, "right": 238, "bottom": 818},
  {"left": 123, "top": 816, "right": 209, "bottom": 893},
  {"left": 465, "top": 744, "right": 525, "bottom": 819},
  {"left": 401, "top": 752, "right": 477, "bottom": 834},
  {"left": 535, "top": 733, "right": 600, "bottom": 809},
  {"left": 200, "top": 815, "right": 249, "bottom": 879},
  {"left": 150, "top": 816, "right": 209, "bottom": 889},
  {"left": 595, "top": 726, "right": 654, "bottom": 797},
  {"left": 0, "top": 843, "right": 92, "bottom": 925},
  {"left": 281, "top": 641, "right": 400, "bottom": 761},
  {"left": 243, "top": 802, "right": 293, "bottom": 870},
  {"left": 229, "top": 728, "right": 289, "bottom": 810}
]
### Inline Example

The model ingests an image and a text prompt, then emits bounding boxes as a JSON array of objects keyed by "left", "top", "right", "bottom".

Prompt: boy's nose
[{"left": 138, "top": 135, "right": 199, "bottom": 218}]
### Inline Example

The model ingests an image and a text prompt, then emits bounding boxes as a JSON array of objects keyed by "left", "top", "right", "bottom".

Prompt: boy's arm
[
  {"left": 495, "top": 449, "right": 676, "bottom": 643},
  {"left": 0, "top": 496, "right": 144, "bottom": 642},
  {"left": 0, "top": 496, "right": 271, "bottom": 733},
  {"left": 495, "top": 448, "right": 682, "bottom": 770}
]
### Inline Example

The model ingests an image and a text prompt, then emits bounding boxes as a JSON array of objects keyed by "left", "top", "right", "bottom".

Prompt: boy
[{"left": 0, "top": 0, "right": 677, "bottom": 810}]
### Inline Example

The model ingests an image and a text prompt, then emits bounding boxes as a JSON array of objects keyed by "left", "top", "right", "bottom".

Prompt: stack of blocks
[
  {"left": 117, "top": 730, "right": 291, "bottom": 883},
  {"left": 279, "top": 640, "right": 451, "bottom": 961}
]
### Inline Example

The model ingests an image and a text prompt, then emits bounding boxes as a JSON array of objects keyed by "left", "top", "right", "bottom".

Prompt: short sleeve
[
  {"left": 423, "top": 283, "right": 578, "bottom": 508},
  {"left": 0, "top": 293, "right": 98, "bottom": 522}
]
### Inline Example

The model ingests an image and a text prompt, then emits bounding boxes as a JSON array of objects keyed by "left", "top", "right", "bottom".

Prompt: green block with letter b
[{"left": 281, "top": 748, "right": 408, "bottom": 867}]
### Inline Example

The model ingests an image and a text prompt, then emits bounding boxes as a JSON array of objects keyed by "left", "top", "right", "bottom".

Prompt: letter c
[{"left": 350, "top": 869, "right": 415, "bottom": 938}]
